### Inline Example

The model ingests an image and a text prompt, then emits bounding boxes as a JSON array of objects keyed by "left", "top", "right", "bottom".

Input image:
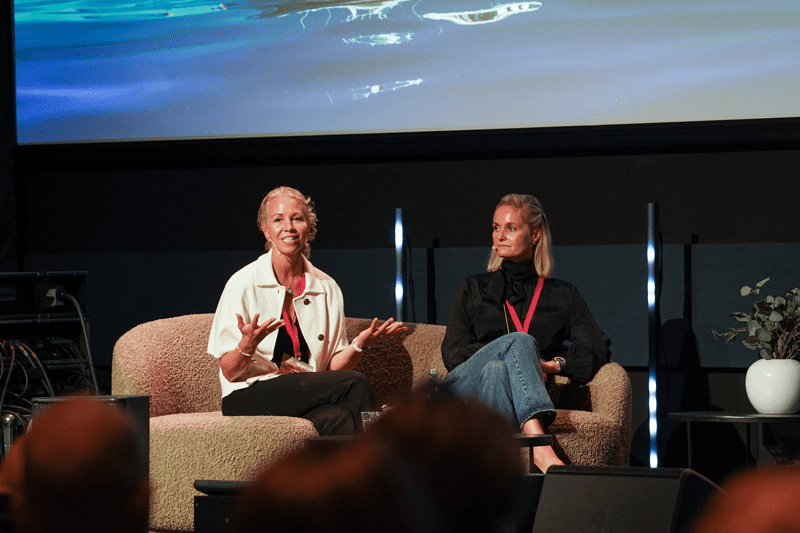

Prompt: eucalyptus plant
[{"left": 713, "top": 278, "right": 800, "bottom": 360}]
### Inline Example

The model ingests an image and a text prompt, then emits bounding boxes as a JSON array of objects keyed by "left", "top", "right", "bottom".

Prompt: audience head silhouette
[
  {"left": 691, "top": 466, "right": 800, "bottom": 533},
  {"left": 0, "top": 397, "right": 149, "bottom": 533},
  {"left": 233, "top": 387, "right": 523, "bottom": 533}
]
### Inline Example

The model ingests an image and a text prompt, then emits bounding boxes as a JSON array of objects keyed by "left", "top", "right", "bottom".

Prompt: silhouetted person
[
  {"left": 691, "top": 466, "right": 800, "bottom": 533},
  {"left": 233, "top": 387, "right": 524, "bottom": 533},
  {"left": 0, "top": 398, "right": 149, "bottom": 533}
]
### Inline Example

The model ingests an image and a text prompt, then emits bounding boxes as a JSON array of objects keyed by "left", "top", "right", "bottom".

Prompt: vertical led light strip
[
  {"left": 647, "top": 203, "right": 659, "bottom": 468},
  {"left": 395, "top": 208, "right": 404, "bottom": 321}
]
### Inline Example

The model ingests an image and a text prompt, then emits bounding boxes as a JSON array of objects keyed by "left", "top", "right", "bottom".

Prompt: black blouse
[
  {"left": 272, "top": 323, "right": 310, "bottom": 368},
  {"left": 441, "top": 270, "right": 611, "bottom": 383}
]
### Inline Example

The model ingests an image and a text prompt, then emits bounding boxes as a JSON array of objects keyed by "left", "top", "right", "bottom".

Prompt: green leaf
[
  {"left": 757, "top": 328, "right": 773, "bottom": 343},
  {"left": 732, "top": 312, "right": 750, "bottom": 323},
  {"left": 769, "top": 311, "right": 784, "bottom": 322},
  {"left": 756, "top": 278, "right": 770, "bottom": 288},
  {"left": 755, "top": 311, "right": 771, "bottom": 323},
  {"left": 743, "top": 336, "right": 759, "bottom": 349},
  {"left": 756, "top": 302, "right": 772, "bottom": 314},
  {"left": 741, "top": 286, "right": 754, "bottom": 296},
  {"left": 760, "top": 348, "right": 773, "bottom": 360}
]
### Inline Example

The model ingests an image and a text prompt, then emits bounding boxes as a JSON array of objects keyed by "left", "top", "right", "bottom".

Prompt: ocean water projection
[{"left": 13, "top": 0, "right": 800, "bottom": 143}]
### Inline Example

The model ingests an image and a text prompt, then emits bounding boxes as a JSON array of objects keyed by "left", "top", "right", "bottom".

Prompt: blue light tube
[{"left": 395, "top": 209, "right": 404, "bottom": 321}]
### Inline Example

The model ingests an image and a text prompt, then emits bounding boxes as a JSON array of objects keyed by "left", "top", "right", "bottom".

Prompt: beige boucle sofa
[{"left": 111, "top": 314, "right": 631, "bottom": 532}]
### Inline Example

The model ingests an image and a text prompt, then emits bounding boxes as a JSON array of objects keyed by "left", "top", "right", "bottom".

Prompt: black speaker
[
  {"left": 29, "top": 395, "right": 149, "bottom": 459},
  {"left": 531, "top": 466, "right": 721, "bottom": 533}
]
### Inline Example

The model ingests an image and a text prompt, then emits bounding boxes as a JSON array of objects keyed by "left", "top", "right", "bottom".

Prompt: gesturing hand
[
  {"left": 356, "top": 317, "right": 408, "bottom": 350},
  {"left": 236, "top": 313, "right": 284, "bottom": 354},
  {"left": 539, "top": 359, "right": 561, "bottom": 374}
]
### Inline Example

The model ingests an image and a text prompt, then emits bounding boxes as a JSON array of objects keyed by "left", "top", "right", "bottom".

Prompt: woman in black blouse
[{"left": 441, "top": 193, "right": 611, "bottom": 472}]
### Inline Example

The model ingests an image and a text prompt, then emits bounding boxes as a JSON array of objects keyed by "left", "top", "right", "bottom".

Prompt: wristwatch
[{"left": 554, "top": 357, "right": 566, "bottom": 375}]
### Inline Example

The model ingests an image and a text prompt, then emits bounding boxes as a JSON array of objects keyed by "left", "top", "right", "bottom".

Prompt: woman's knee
[
  {"left": 345, "top": 370, "right": 370, "bottom": 386},
  {"left": 480, "top": 360, "right": 509, "bottom": 382},
  {"left": 329, "top": 369, "right": 368, "bottom": 383},
  {"left": 504, "top": 332, "right": 538, "bottom": 352},
  {"left": 330, "top": 370, "right": 373, "bottom": 397}
]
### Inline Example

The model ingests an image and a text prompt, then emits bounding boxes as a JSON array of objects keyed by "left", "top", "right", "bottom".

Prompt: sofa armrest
[
  {"left": 111, "top": 313, "right": 221, "bottom": 417},
  {"left": 584, "top": 362, "right": 632, "bottom": 425}
]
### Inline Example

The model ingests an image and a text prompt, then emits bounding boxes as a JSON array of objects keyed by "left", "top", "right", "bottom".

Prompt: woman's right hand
[
  {"left": 221, "top": 314, "right": 284, "bottom": 382},
  {"left": 236, "top": 313, "right": 284, "bottom": 355}
]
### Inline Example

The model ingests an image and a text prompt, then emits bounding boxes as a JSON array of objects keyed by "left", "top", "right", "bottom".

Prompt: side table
[
  {"left": 193, "top": 480, "right": 251, "bottom": 533},
  {"left": 668, "top": 411, "right": 800, "bottom": 469},
  {"left": 307, "top": 434, "right": 553, "bottom": 473},
  {"left": 515, "top": 434, "right": 553, "bottom": 473}
]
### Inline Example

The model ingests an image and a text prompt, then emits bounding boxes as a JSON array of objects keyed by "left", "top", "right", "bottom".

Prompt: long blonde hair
[
  {"left": 256, "top": 186, "right": 318, "bottom": 258},
  {"left": 487, "top": 194, "right": 553, "bottom": 278}
]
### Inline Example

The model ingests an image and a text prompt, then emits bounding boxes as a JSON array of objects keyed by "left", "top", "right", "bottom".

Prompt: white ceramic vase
[{"left": 745, "top": 358, "right": 800, "bottom": 414}]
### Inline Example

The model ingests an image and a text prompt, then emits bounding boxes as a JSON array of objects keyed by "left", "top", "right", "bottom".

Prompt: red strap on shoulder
[{"left": 504, "top": 276, "right": 545, "bottom": 334}]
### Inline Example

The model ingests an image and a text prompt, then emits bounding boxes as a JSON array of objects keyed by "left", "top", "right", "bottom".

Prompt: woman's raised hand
[
  {"left": 236, "top": 313, "right": 284, "bottom": 354},
  {"left": 356, "top": 317, "right": 408, "bottom": 350}
]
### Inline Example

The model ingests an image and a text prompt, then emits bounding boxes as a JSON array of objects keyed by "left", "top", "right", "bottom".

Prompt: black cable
[
  {"left": 3, "top": 404, "right": 31, "bottom": 415},
  {"left": 8, "top": 411, "right": 29, "bottom": 431},
  {"left": 0, "top": 345, "right": 17, "bottom": 427},
  {"left": 15, "top": 359, "right": 29, "bottom": 402},
  {"left": 17, "top": 342, "right": 55, "bottom": 397},
  {"left": 61, "top": 340, "right": 93, "bottom": 389},
  {"left": 57, "top": 339, "right": 81, "bottom": 360},
  {"left": 59, "top": 290, "right": 100, "bottom": 393},
  {"left": 0, "top": 343, "right": 6, "bottom": 390},
  {"left": 1, "top": 391, "right": 31, "bottom": 409}
]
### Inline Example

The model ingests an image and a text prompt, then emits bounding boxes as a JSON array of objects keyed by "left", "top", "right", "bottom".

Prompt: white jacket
[{"left": 207, "top": 250, "right": 349, "bottom": 398}]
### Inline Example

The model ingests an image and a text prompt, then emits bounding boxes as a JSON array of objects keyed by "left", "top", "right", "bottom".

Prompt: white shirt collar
[{"left": 255, "top": 249, "right": 324, "bottom": 294}]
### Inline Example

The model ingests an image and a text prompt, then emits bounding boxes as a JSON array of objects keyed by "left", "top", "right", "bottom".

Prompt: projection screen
[{"left": 13, "top": 0, "right": 800, "bottom": 145}]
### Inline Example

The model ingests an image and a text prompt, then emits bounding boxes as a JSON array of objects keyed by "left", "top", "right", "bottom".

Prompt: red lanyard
[
  {"left": 504, "top": 277, "right": 544, "bottom": 334},
  {"left": 282, "top": 276, "right": 306, "bottom": 357}
]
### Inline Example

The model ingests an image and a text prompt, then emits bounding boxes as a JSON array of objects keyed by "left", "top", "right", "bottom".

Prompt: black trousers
[{"left": 221, "top": 370, "right": 377, "bottom": 436}]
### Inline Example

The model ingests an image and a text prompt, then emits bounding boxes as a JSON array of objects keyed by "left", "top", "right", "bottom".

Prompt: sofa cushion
[{"left": 149, "top": 412, "right": 315, "bottom": 531}]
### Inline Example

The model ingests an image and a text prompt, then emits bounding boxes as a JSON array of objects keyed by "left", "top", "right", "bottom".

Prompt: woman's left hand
[
  {"left": 356, "top": 317, "right": 408, "bottom": 350},
  {"left": 540, "top": 359, "right": 561, "bottom": 374}
]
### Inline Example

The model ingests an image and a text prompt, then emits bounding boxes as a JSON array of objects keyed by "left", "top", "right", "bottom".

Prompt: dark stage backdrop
[
  {"left": 17, "top": 150, "right": 800, "bottom": 255},
  {"left": 13, "top": 148, "right": 800, "bottom": 370}
]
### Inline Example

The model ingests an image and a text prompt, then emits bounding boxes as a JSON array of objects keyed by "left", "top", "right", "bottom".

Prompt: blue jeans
[{"left": 443, "top": 333, "right": 556, "bottom": 430}]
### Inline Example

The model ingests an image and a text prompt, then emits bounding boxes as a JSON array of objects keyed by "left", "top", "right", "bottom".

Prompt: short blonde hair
[
  {"left": 487, "top": 194, "right": 553, "bottom": 278},
  {"left": 257, "top": 186, "right": 318, "bottom": 258}
]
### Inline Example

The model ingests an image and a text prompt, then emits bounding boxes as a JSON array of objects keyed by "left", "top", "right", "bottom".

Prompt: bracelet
[
  {"left": 237, "top": 346, "right": 255, "bottom": 358},
  {"left": 351, "top": 339, "right": 368, "bottom": 353}
]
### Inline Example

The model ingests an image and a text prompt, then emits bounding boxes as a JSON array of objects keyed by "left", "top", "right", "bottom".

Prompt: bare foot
[
  {"left": 522, "top": 415, "right": 564, "bottom": 473},
  {"left": 533, "top": 446, "right": 564, "bottom": 473}
]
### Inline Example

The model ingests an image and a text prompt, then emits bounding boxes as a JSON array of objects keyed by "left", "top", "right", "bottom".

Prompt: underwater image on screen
[{"left": 13, "top": 0, "right": 800, "bottom": 144}]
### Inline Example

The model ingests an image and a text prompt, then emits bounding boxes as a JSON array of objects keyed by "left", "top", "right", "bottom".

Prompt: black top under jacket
[{"left": 441, "top": 270, "right": 612, "bottom": 383}]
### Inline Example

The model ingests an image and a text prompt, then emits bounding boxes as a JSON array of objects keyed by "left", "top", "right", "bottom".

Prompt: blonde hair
[
  {"left": 487, "top": 194, "right": 553, "bottom": 278},
  {"left": 257, "top": 186, "right": 318, "bottom": 258}
]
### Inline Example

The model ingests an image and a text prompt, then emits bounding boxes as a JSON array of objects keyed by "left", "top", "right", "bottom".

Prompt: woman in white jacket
[{"left": 208, "top": 186, "right": 405, "bottom": 435}]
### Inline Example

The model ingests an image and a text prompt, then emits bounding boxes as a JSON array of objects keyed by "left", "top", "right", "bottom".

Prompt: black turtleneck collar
[{"left": 500, "top": 259, "right": 537, "bottom": 305}]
